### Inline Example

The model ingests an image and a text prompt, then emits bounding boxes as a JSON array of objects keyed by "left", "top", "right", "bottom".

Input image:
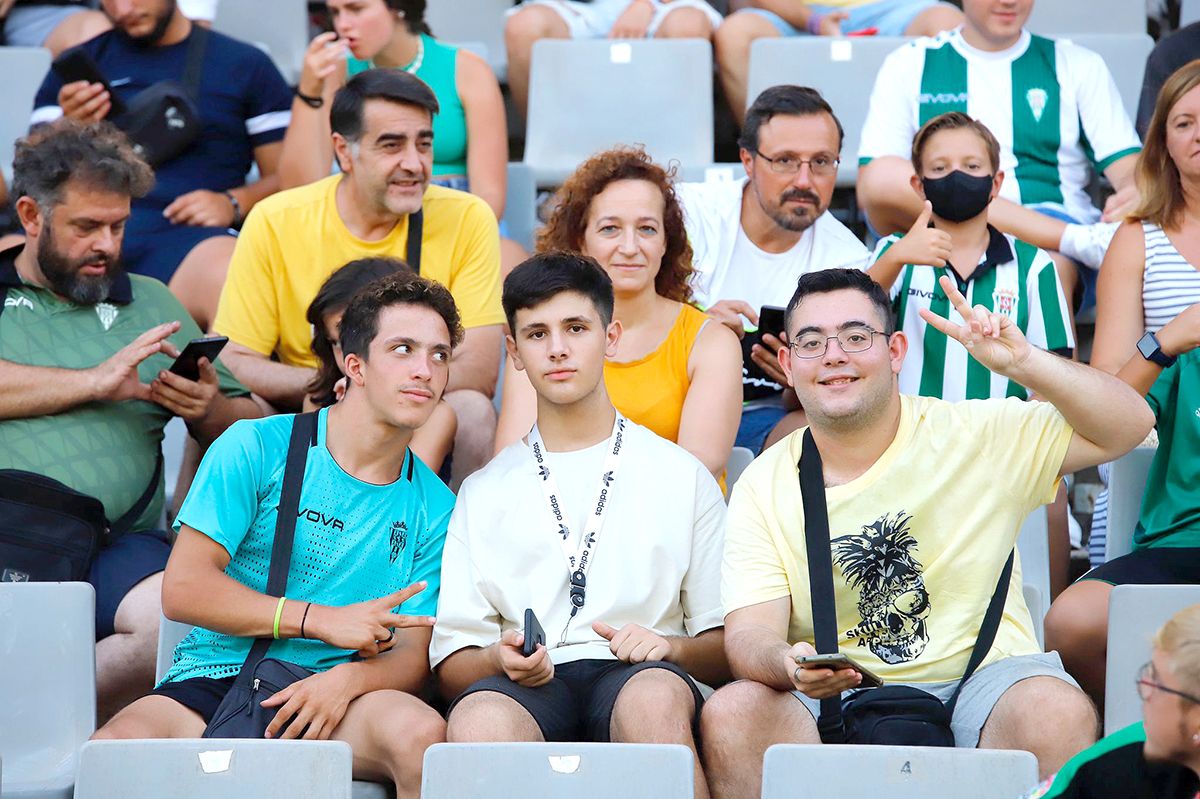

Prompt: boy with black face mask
[{"left": 868, "top": 111, "right": 1074, "bottom": 402}]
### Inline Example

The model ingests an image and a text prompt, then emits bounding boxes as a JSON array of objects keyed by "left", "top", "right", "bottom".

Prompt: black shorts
[
  {"left": 448, "top": 659, "right": 704, "bottom": 742},
  {"left": 87, "top": 530, "right": 172, "bottom": 640},
  {"left": 1082, "top": 547, "right": 1200, "bottom": 585},
  {"left": 151, "top": 676, "right": 237, "bottom": 724}
]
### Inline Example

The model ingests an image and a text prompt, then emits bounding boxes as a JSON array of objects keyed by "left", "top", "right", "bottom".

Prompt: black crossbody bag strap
[
  {"left": 181, "top": 25, "right": 209, "bottom": 100},
  {"left": 946, "top": 548, "right": 1014, "bottom": 714},
  {"left": 108, "top": 451, "right": 163, "bottom": 540},
  {"left": 231, "top": 412, "right": 318, "bottom": 688},
  {"left": 798, "top": 429, "right": 847, "bottom": 744},
  {"left": 406, "top": 209, "right": 423, "bottom": 274}
]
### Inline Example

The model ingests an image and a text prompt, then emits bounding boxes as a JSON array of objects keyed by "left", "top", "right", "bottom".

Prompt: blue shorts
[
  {"left": 122, "top": 209, "right": 236, "bottom": 285},
  {"left": 87, "top": 530, "right": 171, "bottom": 640},
  {"left": 742, "top": 0, "right": 949, "bottom": 36},
  {"left": 735, "top": 404, "right": 788, "bottom": 453},
  {"left": 1029, "top": 203, "right": 1097, "bottom": 312}
]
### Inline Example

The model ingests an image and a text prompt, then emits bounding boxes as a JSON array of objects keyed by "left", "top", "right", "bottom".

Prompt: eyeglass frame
[
  {"left": 1136, "top": 661, "right": 1200, "bottom": 704},
  {"left": 752, "top": 149, "right": 841, "bottom": 177},
  {"left": 787, "top": 325, "right": 890, "bottom": 359}
]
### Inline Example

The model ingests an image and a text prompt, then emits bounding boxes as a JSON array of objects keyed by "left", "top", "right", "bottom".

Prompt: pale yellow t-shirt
[
  {"left": 722, "top": 394, "right": 1073, "bottom": 683},
  {"left": 213, "top": 176, "right": 503, "bottom": 368}
]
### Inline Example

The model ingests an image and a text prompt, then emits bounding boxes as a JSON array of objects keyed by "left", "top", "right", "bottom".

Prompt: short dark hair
[
  {"left": 331, "top": 68, "right": 440, "bottom": 142},
  {"left": 785, "top": 268, "right": 895, "bottom": 335},
  {"left": 12, "top": 119, "right": 153, "bottom": 210},
  {"left": 385, "top": 0, "right": 431, "bottom": 35},
  {"left": 339, "top": 272, "right": 464, "bottom": 362},
  {"left": 502, "top": 251, "right": 614, "bottom": 331},
  {"left": 911, "top": 111, "right": 1001, "bottom": 173},
  {"left": 307, "top": 257, "right": 415, "bottom": 406},
  {"left": 737, "top": 85, "right": 844, "bottom": 154}
]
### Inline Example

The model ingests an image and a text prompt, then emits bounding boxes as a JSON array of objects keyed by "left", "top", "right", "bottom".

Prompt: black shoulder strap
[
  {"left": 108, "top": 450, "right": 164, "bottom": 540},
  {"left": 799, "top": 429, "right": 847, "bottom": 744},
  {"left": 406, "top": 209, "right": 423, "bottom": 275},
  {"left": 181, "top": 24, "right": 209, "bottom": 100},
  {"left": 233, "top": 411, "right": 318, "bottom": 686},
  {"left": 946, "top": 548, "right": 1014, "bottom": 713}
]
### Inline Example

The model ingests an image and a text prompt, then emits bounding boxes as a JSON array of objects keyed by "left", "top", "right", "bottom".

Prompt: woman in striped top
[{"left": 1046, "top": 59, "right": 1200, "bottom": 705}]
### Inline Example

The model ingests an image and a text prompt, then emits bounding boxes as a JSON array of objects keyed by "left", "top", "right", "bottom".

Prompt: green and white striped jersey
[
  {"left": 858, "top": 28, "right": 1141, "bottom": 223},
  {"left": 877, "top": 227, "right": 1074, "bottom": 401}
]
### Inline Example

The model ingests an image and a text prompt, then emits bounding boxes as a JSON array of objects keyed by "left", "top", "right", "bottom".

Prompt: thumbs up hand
[{"left": 889, "top": 201, "right": 954, "bottom": 268}]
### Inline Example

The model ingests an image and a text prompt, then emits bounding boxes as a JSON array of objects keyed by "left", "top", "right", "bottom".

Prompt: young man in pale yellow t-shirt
[
  {"left": 213, "top": 69, "right": 504, "bottom": 486},
  {"left": 700, "top": 268, "right": 1155, "bottom": 797}
]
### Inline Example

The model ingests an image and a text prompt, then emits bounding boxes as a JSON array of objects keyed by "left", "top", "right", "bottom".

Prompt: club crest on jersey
[
  {"left": 96, "top": 302, "right": 118, "bottom": 331},
  {"left": 1026, "top": 88, "right": 1048, "bottom": 123},
  {"left": 389, "top": 521, "right": 407, "bottom": 564},
  {"left": 992, "top": 288, "right": 1018, "bottom": 318}
]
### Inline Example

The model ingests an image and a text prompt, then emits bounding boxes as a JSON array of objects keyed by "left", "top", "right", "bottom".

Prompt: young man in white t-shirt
[
  {"left": 676, "top": 85, "right": 871, "bottom": 452},
  {"left": 699, "top": 268, "right": 1154, "bottom": 797},
  {"left": 432, "top": 252, "right": 729, "bottom": 799},
  {"left": 856, "top": 0, "right": 1142, "bottom": 309}
]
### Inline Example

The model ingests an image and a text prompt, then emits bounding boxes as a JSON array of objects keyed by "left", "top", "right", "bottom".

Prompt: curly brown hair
[{"left": 536, "top": 147, "right": 695, "bottom": 304}]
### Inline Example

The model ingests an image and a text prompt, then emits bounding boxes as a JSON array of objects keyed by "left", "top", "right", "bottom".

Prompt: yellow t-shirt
[
  {"left": 722, "top": 394, "right": 1072, "bottom": 683},
  {"left": 213, "top": 176, "right": 503, "bottom": 368}
]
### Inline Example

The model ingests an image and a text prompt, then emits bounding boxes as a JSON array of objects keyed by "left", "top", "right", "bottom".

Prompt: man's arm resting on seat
[
  {"left": 448, "top": 325, "right": 502, "bottom": 397},
  {"left": 220, "top": 341, "right": 315, "bottom": 411}
]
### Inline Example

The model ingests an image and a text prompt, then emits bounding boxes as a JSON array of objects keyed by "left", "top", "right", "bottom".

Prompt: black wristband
[
  {"left": 294, "top": 87, "right": 324, "bottom": 109},
  {"left": 223, "top": 190, "right": 242, "bottom": 227},
  {"left": 300, "top": 602, "right": 312, "bottom": 639}
]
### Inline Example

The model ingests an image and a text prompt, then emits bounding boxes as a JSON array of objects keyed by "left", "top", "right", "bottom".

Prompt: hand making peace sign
[{"left": 918, "top": 275, "right": 1033, "bottom": 376}]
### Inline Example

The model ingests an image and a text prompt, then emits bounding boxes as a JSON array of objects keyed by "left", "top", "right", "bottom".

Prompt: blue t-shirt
[
  {"left": 32, "top": 27, "right": 292, "bottom": 212},
  {"left": 161, "top": 408, "right": 453, "bottom": 684}
]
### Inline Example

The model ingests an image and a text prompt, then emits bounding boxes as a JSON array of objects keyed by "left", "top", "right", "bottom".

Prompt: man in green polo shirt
[{"left": 0, "top": 120, "right": 260, "bottom": 722}]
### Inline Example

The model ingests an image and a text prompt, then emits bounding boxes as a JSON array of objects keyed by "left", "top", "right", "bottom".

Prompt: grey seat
[
  {"left": 523, "top": 39, "right": 713, "bottom": 187},
  {"left": 725, "top": 446, "right": 755, "bottom": 498},
  {"left": 74, "top": 739, "right": 353, "bottom": 798},
  {"left": 1017, "top": 506, "right": 1052, "bottom": 625},
  {"left": 426, "top": 0, "right": 512, "bottom": 80},
  {"left": 1029, "top": 2, "right": 1146, "bottom": 35},
  {"left": 1104, "top": 584, "right": 1200, "bottom": 734},
  {"left": 0, "top": 582, "right": 95, "bottom": 799},
  {"left": 213, "top": 0, "right": 308, "bottom": 85},
  {"left": 0, "top": 47, "right": 51, "bottom": 186},
  {"left": 503, "top": 161, "right": 538, "bottom": 252},
  {"left": 422, "top": 743, "right": 695, "bottom": 798},
  {"left": 746, "top": 36, "right": 909, "bottom": 189},
  {"left": 1065, "top": 34, "right": 1154, "bottom": 122},
  {"left": 1104, "top": 447, "right": 1156, "bottom": 563},
  {"left": 1023, "top": 583, "right": 1045, "bottom": 650},
  {"left": 761, "top": 744, "right": 1038, "bottom": 798}
]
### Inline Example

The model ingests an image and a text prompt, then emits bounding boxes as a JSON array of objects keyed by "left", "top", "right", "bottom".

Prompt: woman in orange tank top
[{"left": 494, "top": 148, "right": 742, "bottom": 483}]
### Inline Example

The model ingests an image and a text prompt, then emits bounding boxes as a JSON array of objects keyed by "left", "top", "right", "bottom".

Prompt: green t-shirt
[
  {"left": 348, "top": 34, "right": 467, "bottom": 176},
  {"left": 1136, "top": 350, "right": 1200, "bottom": 549},
  {"left": 0, "top": 249, "right": 249, "bottom": 531}
]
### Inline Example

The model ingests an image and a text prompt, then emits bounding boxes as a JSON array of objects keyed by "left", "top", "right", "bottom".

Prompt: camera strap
[{"left": 528, "top": 412, "right": 626, "bottom": 637}]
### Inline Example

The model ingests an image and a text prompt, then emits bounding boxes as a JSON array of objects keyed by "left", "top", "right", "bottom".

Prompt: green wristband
[{"left": 273, "top": 596, "right": 287, "bottom": 640}]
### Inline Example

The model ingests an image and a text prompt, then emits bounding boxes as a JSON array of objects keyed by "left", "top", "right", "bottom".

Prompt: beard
[
  {"left": 759, "top": 185, "right": 826, "bottom": 233},
  {"left": 38, "top": 225, "right": 121, "bottom": 305},
  {"left": 114, "top": 0, "right": 178, "bottom": 46}
]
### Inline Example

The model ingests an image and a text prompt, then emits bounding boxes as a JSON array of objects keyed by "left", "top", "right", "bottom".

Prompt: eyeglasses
[
  {"left": 789, "top": 326, "right": 887, "bottom": 359},
  {"left": 1136, "top": 662, "right": 1200, "bottom": 704},
  {"left": 754, "top": 151, "right": 840, "bottom": 177}
]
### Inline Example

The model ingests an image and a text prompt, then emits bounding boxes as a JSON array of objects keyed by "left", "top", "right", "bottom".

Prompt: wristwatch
[{"left": 1137, "top": 331, "right": 1177, "bottom": 368}]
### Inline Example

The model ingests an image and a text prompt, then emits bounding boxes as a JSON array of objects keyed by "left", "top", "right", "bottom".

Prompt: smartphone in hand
[
  {"left": 168, "top": 335, "right": 228, "bottom": 381},
  {"left": 796, "top": 653, "right": 885, "bottom": 688},
  {"left": 51, "top": 47, "right": 127, "bottom": 117},
  {"left": 522, "top": 608, "right": 546, "bottom": 658}
]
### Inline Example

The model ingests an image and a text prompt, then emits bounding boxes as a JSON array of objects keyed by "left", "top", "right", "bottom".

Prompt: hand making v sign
[{"left": 918, "top": 274, "right": 1033, "bottom": 377}]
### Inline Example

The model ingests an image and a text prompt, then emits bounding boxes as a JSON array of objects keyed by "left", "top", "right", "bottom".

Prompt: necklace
[{"left": 372, "top": 35, "right": 423, "bottom": 75}]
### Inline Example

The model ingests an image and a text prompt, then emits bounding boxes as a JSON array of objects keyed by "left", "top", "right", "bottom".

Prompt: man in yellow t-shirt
[
  {"left": 213, "top": 69, "right": 503, "bottom": 484},
  {"left": 700, "top": 268, "right": 1155, "bottom": 795}
]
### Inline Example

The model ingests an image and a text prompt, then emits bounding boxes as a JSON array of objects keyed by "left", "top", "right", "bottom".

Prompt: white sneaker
[{"left": 1060, "top": 220, "right": 1121, "bottom": 270}]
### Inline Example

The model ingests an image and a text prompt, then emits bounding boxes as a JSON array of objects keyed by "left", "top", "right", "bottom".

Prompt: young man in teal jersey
[{"left": 93, "top": 274, "right": 462, "bottom": 799}]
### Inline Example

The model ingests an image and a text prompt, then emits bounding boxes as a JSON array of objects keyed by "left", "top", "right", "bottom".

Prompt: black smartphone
[
  {"left": 795, "top": 653, "right": 885, "bottom": 688},
  {"left": 522, "top": 608, "right": 546, "bottom": 658},
  {"left": 51, "top": 48, "right": 126, "bottom": 117},
  {"left": 168, "top": 335, "right": 228, "bottom": 381},
  {"left": 757, "top": 305, "right": 787, "bottom": 346},
  {"left": 740, "top": 305, "right": 789, "bottom": 402}
]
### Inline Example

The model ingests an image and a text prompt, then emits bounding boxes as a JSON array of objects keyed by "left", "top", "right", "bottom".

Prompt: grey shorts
[
  {"left": 790, "top": 652, "right": 1080, "bottom": 748},
  {"left": 3, "top": 5, "right": 87, "bottom": 47}
]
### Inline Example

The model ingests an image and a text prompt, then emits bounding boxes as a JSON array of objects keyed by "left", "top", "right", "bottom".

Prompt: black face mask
[{"left": 921, "top": 170, "right": 994, "bottom": 223}]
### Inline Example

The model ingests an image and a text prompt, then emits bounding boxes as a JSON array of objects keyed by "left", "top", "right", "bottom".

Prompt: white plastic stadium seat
[
  {"left": 421, "top": 743, "right": 695, "bottom": 798},
  {"left": 725, "top": 446, "right": 755, "bottom": 498},
  {"left": 761, "top": 744, "right": 1038, "bottom": 798},
  {"left": 426, "top": 0, "right": 513, "bottom": 80},
  {"left": 746, "top": 36, "right": 910, "bottom": 189},
  {"left": 523, "top": 40, "right": 714, "bottom": 187},
  {"left": 0, "top": 47, "right": 52, "bottom": 186},
  {"left": 1104, "top": 585, "right": 1200, "bottom": 735},
  {"left": 213, "top": 0, "right": 308, "bottom": 85},
  {"left": 1103, "top": 446, "right": 1155, "bottom": 563},
  {"left": 1065, "top": 34, "right": 1154, "bottom": 122},
  {"left": 0, "top": 582, "right": 96, "bottom": 799},
  {"left": 1028, "top": 2, "right": 1146, "bottom": 35},
  {"left": 1023, "top": 582, "right": 1045, "bottom": 650},
  {"left": 74, "top": 740, "right": 353, "bottom": 798},
  {"left": 503, "top": 161, "right": 538, "bottom": 252},
  {"left": 1017, "top": 506, "right": 1051, "bottom": 622}
]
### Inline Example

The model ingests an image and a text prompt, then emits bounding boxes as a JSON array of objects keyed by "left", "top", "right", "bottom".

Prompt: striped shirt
[
  {"left": 880, "top": 226, "right": 1074, "bottom": 401},
  {"left": 858, "top": 28, "right": 1141, "bottom": 223}
]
